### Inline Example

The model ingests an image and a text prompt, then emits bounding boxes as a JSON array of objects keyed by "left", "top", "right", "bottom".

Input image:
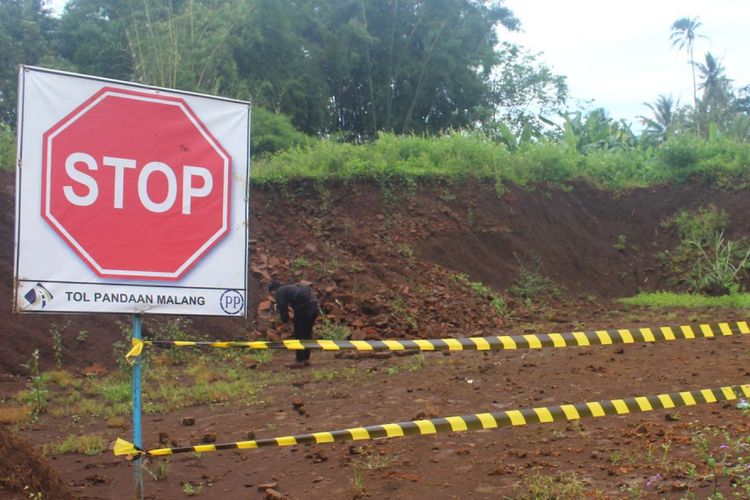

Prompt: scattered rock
[
  {"left": 181, "top": 417, "right": 195, "bottom": 427},
  {"left": 202, "top": 433, "right": 217, "bottom": 444},
  {"left": 257, "top": 482, "right": 278, "bottom": 491},
  {"left": 246, "top": 431, "right": 256, "bottom": 441},
  {"left": 158, "top": 432, "right": 169, "bottom": 445},
  {"left": 264, "top": 488, "right": 284, "bottom": 500}
]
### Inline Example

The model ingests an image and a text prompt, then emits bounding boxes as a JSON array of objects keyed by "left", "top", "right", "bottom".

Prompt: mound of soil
[{"left": 0, "top": 425, "right": 74, "bottom": 499}]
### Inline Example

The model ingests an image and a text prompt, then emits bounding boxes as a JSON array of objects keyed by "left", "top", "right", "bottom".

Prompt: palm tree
[
  {"left": 696, "top": 52, "right": 730, "bottom": 105},
  {"left": 639, "top": 95, "right": 678, "bottom": 143},
  {"left": 670, "top": 17, "right": 703, "bottom": 110}
]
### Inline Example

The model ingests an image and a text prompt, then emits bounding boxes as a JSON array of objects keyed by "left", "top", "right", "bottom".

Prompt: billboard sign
[{"left": 14, "top": 67, "right": 250, "bottom": 316}]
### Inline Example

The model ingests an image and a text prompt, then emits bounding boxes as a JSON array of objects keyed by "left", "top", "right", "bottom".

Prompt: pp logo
[
  {"left": 220, "top": 290, "right": 244, "bottom": 315},
  {"left": 24, "top": 283, "right": 53, "bottom": 309}
]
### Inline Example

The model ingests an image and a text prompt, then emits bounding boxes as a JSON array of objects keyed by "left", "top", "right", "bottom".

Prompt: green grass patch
[
  {"left": 618, "top": 292, "right": 750, "bottom": 309},
  {"left": 44, "top": 433, "right": 106, "bottom": 456},
  {"left": 251, "top": 132, "right": 750, "bottom": 192}
]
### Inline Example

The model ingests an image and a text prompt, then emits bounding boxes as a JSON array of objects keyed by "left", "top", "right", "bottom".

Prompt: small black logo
[
  {"left": 220, "top": 290, "right": 244, "bottom": 315},
  {"left": 24, "top": 283, "right": 53, "bottom": 308}
]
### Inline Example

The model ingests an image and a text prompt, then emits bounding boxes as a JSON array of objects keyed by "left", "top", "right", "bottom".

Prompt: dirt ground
[{"left": 2, "top": 174, "right": 750, "bottom": 498}]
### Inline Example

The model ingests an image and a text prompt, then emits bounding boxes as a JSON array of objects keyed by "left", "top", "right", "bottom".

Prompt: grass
[
  {"left": 251, "top": 131, "right": 750, "bottom": 192},
  {"left": 11, "top": 355, "right": 299, "bottom": 422},
  {"left": 619, "top": 292, "right": 750, "bottom": 308},
  {"left": 44, "top": 433, "right": 106, "bottom": 456},
  {"left": 514, "top": 471, "right": 588, "bottom": 499}
]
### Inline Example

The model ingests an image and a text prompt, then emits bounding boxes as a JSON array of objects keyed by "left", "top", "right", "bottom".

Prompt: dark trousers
[{"left": 293, "top": 306, "right": 318, "bottom": 362}]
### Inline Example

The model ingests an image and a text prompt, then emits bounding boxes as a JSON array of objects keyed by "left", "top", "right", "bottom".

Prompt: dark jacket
[{"left": 274, "top": 284, "right": 318, "bottom": 322}]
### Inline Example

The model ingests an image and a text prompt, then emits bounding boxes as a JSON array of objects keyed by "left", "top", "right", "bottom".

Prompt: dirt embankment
[
  {"left": 1, "top": 173, "right": 750, "bottom": 376},
  {"left": 3, "top": 174, "right": 750, "bottom": 498}
]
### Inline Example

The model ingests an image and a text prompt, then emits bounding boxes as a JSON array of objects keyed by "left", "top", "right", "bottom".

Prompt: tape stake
[{"left": 114, "top": 383, "right": 750, "bottom": 458}]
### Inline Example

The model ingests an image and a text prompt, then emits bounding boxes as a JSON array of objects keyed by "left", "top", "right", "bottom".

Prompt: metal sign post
[{"left": 132, "top": 315, "right": 143, "bottom": 499}]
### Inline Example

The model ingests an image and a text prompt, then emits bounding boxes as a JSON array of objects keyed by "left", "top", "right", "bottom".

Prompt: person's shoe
[{"left": 285, "top": 361, "right": 311, "bottom": 369}]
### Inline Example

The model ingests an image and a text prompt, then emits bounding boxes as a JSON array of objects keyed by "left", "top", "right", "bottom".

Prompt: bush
[
  {"left": 0, "top": 123, "right": 15, "bottom": 171},
  {"left": 251, "top": 107, "right": 309, "bottom": 157},
  {"left": 251, "top": 128, "right": 750, "bottom": 191},
  {"left": 662, "top": 205, "right": 750, "bottom": 295}
]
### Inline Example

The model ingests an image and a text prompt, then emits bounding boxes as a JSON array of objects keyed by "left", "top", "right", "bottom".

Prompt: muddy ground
[{"left": 2, "top": 174, "right": 750, "bottom": 498}]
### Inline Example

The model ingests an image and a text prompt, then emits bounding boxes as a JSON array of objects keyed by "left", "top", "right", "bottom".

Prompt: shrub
[
  {"left": 509, "top": 254, "right": 562, "bottom": 302},
  {"left": 316, "top": 318, "right": 350, "bottom": 341},
  {"left": 0, "top": 123, "right": 15, "bottom": 171},
  {"left": 662, "top": 205, "right": 749, "bottom": 295},
  {"left": 251, "top": 107, "right": 309, "bottom": 157},
  {"left": 686, "top": 231, "right": 750, "bottom": 295}
]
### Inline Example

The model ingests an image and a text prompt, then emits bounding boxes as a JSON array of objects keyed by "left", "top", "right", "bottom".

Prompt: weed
[
  {"left": 315, "top": 257, "right": 340, "bottom": 275},
  {"left": 438, "top": 189, "right": 456, "bottom": 202},
  {"left": 614, "top": 234, "right": 627, "bottom": 252},
  {"left": 291, "top": 257, "right": 310, "bottom": 271},
  {"left": 450, "top": 273, "right": 508, "bottom": 317},
  {"left": 609, "top": 449, "right": 624, "bottom": 465},
  {"left": 688, "top": 425, "right": 750, "bottom": 497},
  {"left": 509, "top": 253, "right": 561, "bottom": 302},
  {"left": 619, "top": 483, "right": 643, "bottom": 498},
  {"left": 466, "top": 205, "right": 476, "bottom": 227},
  {"left": 44, "top": 433, "right": 105, "bottom": 456},
  {"left": 145, "top": 459, "right": 170, "bottom": 481},
  {"left": 408, "top": 353, "right": 426, "bottom": 371},
  {"left": 76, "top": 330, "right": 88, "bottom": 343},
  {"left": 248, "top": 349, "right": 273, "bottom": 364},
  {"left": 182, "top": 482, "right": 203, "bottom": 496},
  {"left": 397, "top": 243, "right": 415, "bottom": 259},
  {"left": 392, "top": 295, "right": 419, "bottom": 331},
  {"left": 21, "top": 350, "right": 47, "bottom": 417},
  {"left": 386, "top": 366, "right": 399, "bottom": 376},
  {"left": 312, "top": 367, "right": 360, "bottom": 383},
  {"left": 686, "top": 231, "right": 750, "bottom": 295},
  {"left": 351, "top": 446, "right": 398, "bottom": 470},
  {"left": 514, "top": 470, "right": 586, "bottom": 499},
  {"left": 351, "top": 467, "right": 365, "bottom": 497},
  {"left": 660, "top": 205, "right": 750, "bottom": 294},
  {"left": 49, "top": 321, "right": 70, "bottom": 369},
  {"left": 316, "top": 318, "right": 350, "bottom": 341}
]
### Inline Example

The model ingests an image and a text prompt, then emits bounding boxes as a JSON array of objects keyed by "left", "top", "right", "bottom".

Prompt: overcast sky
[
  {"left": 48, "top": 0, "right": 749, "bottom": 128},
  {"left": 502, "top": 0, "right": 750, "bottom": 126}
]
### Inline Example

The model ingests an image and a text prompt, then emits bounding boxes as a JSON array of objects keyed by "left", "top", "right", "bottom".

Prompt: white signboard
[{"left": 13, "top": 66, "right": 250, "bottom": 316}]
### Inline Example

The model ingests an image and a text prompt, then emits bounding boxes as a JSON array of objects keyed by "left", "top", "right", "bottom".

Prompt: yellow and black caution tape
[
  {"left": 125, "top": 320, "right": 750, "bottom": 362},
  {"left": 114, "top": 382, "right": 750, "bottom": 458}
]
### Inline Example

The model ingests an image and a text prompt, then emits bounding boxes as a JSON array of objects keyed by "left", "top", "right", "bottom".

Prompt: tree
[
  {"left": 311, "top": 0, "right": 520, "bottom": 137},
  {"left": 0, "top": 0, "right": 59, "bottom": 125},
  {"left": 486, "top": 42, "right": 568, "bottom": 136},
  {"left": 56, "top": 0, "right": 132, "bottom": 81},
  {"left": 670, "top": 16, "right": 703, "bottom": 111},
  {"left": 639, "top": 95, "right": 680, "bottom": 144}
]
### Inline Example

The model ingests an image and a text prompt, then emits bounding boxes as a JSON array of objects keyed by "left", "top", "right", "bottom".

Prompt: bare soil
[{"left": 2, "top": 174, "right": 750, "bottom": 498}]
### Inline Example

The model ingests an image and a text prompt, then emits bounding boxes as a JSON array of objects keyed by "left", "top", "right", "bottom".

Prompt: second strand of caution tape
[{"left": 114, "top": 383, "right": 750, "bottom": 457}]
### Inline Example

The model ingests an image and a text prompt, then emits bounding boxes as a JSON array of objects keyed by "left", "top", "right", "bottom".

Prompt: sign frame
[{"left": 13, "top": 66, "right": 251, "bottom": 317}]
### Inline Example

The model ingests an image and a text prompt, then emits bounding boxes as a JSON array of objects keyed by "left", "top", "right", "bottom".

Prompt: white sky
[
  {"left": 502, "top": 0, "right": 750, "bottom": 126},
  {"left": 48, "top": 0, "right": 749, "bottom": 128}
]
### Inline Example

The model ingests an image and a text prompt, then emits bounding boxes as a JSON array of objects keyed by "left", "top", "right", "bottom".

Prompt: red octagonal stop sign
[{"left": 41, "top": 87, "right": 231, "bottom": 280}]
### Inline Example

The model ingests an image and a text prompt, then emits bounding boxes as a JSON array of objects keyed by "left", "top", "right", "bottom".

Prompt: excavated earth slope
[{"left": 2, "top": 173, "right": 750, "bottom": 498}]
